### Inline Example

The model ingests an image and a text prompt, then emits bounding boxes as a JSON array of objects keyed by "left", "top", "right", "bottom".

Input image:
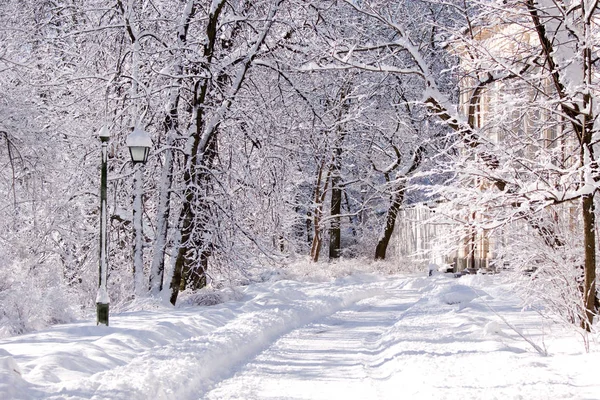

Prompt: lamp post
[
  {"left": 126, "top": 126, "right": 152, "bottom": 297},
  {"left": 97, "top": 126, "right": 110, "bottom": 326}
]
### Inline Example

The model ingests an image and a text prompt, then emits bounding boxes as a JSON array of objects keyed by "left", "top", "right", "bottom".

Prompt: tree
[
  {"left": 318, "top": 0, "right": 599, "bottom": 330},
  {"left": 0, "top": 0, "right": 111, "bottom": 334},
  {"left": 455, "top": 0, "right": 600, "bottom": 330},
  {"left": 308, "top": 0, "right": 458, "bottom": 260},
  {"left": 166, "top": 0, "right": 287, "bottom": 304}
]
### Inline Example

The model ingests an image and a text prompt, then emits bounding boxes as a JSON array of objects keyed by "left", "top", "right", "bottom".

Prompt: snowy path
[
  {"left": 205, "top": 284, "right": 420, "bottom": 399},
  {"left": 206, "top": 277, "right": 598, "bottom": 400},
  {"left": 1, "top": 273, "right": 600, "bottom": 399}
]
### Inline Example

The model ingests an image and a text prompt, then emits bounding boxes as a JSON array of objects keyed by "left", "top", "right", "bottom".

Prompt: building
[{"left": 397, "top": 13, "right": 584, "bottom": 273}]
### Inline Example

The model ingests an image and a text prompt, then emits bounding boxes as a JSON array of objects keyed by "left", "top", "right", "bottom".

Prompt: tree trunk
[
  {"left": 310, "top": 230, "right": 322, "bottom": 262},
  {"left": 181, "top": 135, "right": 218, "bottom": 291},
  {"left": 310, "top": 159, "right": 329, "bottom": 262},
  {"left": 581, "top": 191, "right": 596, "bottom": 331},
  {"left": 169, "top": 132, "right": 218, "bottom": 303},
  {"left": 310, "top": 184, "right": 324, "bottom": 262},
  {"left": 329, "top": 172, "right": 342, "bottom": 260},
  {"left": 374, "top": 184, "right": 404, "bottom": 260},
  {"left": 374, "top": 146, "right": 423, "bottom": 260},
  {"left": 328, "top": 83, "right": 351, "bottom": 261},
  {"left": 148, "top": 138, "right": 173, "bottom": 295},
  {"left": 182, "top": 250, "right": 209, "bottom": 291},
  {"left": 169, "top": 198, "right": 195, "bottom": 305},
  {"left": 579, "top": 22, "right": 597, "bottom": 330},
  {"left": 149, "top": 0, "right": 194, "bottom": 296}
]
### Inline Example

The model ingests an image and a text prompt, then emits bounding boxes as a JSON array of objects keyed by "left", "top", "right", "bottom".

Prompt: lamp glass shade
[
  {"left": 126, "top": 127, "right": 152, "bottom": 164},
  {"left": 98, "top": 125, "right": 110, "bottom": 142},
  {"left": 129, "top": 146, "right": 150, "bottom": 164}
]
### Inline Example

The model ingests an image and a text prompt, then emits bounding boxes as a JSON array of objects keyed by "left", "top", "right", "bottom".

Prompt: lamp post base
[{"left": 96, "top": 302, "right": 109, "bottom": 326}]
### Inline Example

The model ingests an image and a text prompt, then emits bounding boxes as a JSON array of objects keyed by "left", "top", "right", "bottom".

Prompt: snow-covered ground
[{"left": 1, "top": 271, "right": 599, "bottom": 399}]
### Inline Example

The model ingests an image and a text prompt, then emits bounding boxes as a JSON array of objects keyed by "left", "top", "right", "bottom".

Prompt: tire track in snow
[{"left": 204, "top": 280, "right": 424, "bottom": 400}]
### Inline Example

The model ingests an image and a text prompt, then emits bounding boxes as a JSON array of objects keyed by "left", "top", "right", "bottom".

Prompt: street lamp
[
  {"left": 126, "top": 126, "right": 152, "bottom": 164},
  {"left": 97, "top": 125, "right": 110, "bottom": 326},
  {"left": 126, "top": 126, "right": 152, "bottom": 297}
]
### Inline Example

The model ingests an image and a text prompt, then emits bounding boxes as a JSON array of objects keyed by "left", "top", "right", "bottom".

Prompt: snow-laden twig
[
  {"left": 477, "top": 291, "right": 548, "bottom": 356},
  {"left": 489, "top": 307, "right": 548, "bottom": 356}
]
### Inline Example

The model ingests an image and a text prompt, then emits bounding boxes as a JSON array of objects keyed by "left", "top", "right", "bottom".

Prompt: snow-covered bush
[
  {"left": 0, "top": 259, "right": 75, "bottom": 338},
  {"left": 484, "top": 211, "right": 593, "bottom": 332}
]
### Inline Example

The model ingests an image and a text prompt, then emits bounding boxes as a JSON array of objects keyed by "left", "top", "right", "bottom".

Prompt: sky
[{"left": 1, "top": 268, "right": 599, "bottom": 400}]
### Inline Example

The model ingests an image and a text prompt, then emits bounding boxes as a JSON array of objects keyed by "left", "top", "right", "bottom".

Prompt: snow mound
[
  {"left": 0, "top": 349, "right": 32, "bottom": 400},
  {"left": 433, "top": 284, "right": 482, "bottom": 305},
  {"left": 404, "top": 277, "right": 435, "bottom": 292},
  {"left": 483, "top": 320, "right": 504, "bottom": 336},
  {"left": 179, "top": 287, "right": 244, "bottom": 306}
]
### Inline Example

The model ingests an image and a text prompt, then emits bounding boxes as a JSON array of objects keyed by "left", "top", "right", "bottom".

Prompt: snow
[
  {"left": 95, "top": 287, "right": 109, "bottom": 304},
  {"left": 97, "top": 126, "right": 110, "bottom": 140},
  {"left": 1, "top": 272, "right": 599, "bottom": 399},
  {"left": 126, "top": 127, "right": 152, "bottom": 148}
]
